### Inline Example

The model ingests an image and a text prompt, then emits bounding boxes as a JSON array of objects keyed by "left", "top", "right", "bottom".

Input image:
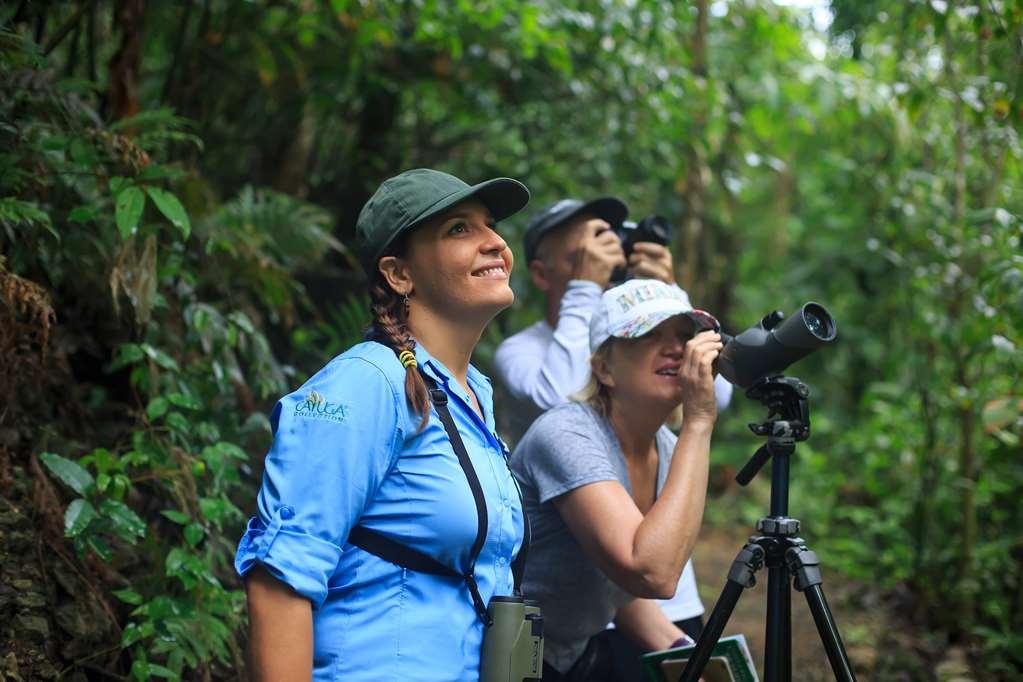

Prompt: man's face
[{"left": 529, "top": 212, "right": 611, "bottom": 304}]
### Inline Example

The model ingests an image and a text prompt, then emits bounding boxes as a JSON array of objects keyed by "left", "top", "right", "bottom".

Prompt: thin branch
[
  {"left": 87, "top": 0, "right": 97, "bottom": 82},
  {"left": 9, "top": 0, "right": 32, "bottom": 27},
  {"left": 64, "top": 21, "right": 81, "bottom": 77},
  {"left": 57, "top": 644, "right": 123, "bottom": 679},
  {"left": 34, "top": 2, "right": 46, "bottom": 44},
  {"left": 161, "top": 0, "right": 196, "bottom": 104},
  {"left": 43, "top": 1, "right": 93, "bottom": 57}
]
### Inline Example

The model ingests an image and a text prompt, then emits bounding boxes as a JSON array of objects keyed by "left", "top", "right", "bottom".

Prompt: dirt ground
[{"left": 691, "top": 524, "right": 944, "bottom": 682}]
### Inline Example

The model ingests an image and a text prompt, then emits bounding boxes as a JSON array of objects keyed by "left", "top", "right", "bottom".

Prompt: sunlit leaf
[
  {"left": 115, "top": 186, "right": 145, "bottom": 239},
  {"left": 146, "top": 187, "right": 191, "bottom": 239},
  {"left": 64, "top": 499, "right": 98, "bottom": 537},
  {"left": 40, "top": 453, "right": 94, "bottom": 496},
  {"left": 160, "top": 509, "right": 191, "bottom": 525},
  {"left": 113, "top": 589, "right": 144, "bottom": 605},
  {"left": 100, "top": 499, "right": 147, "bottom": 541},
  {"left": 147, "top": 396, "right": 169, "bottom": 420}
]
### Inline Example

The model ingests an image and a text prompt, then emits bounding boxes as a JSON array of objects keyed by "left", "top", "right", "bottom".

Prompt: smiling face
[
  {"left": 377, "top": 199, "right": 514, "bottom": 324},
  {"left": 595, "top": 314, "right": 697, "bottom": 408}
]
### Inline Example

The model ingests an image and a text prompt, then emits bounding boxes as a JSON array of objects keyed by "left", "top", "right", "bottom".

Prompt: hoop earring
[{"left": 403, "top": 292, "right": 410, "bottom": 311}]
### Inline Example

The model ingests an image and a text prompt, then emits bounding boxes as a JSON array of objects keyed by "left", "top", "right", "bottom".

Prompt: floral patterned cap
[{"left": 589, "top": 279, "right": 695, "bottom": 351}]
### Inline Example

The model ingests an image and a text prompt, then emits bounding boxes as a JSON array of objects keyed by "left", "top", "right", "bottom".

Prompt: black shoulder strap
[
  {"left": 422, "top": 379, "right": 490, "bottom": 620},
  {"left": 429, "top": 379, "right": 532, "bottom": 597},
  {"left": 347, "top": 369, "right": 513, "bottom": 623},
  {"left": 427, "top": 382, "right": 489, "bottom": 581},
  {"left": 347, "top": 525, "right": 460, "bottom": 578}
]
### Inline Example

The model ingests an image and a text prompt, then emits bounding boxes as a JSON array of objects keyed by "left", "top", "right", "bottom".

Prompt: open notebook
[{"left": 640, "top": 633, "right": 759, "bottom": 682}]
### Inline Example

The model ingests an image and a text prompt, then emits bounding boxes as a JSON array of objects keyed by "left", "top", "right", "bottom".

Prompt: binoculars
[{"left": 480, "top": 596, "right": 544, "bottom": 682}]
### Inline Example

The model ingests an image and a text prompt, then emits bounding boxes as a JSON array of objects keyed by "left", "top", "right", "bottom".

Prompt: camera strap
[{"left": 347, "top": 370, "right": 530, "bottom": 625}]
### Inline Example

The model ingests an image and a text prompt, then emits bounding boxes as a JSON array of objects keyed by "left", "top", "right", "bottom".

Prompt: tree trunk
[
  {"left": 107, "top": 0, "right": 145, "bottom": 121},
  {"left": 679, "top": 0, "right": 709, "bottom": 302},
  {"left": 943, "top": 14, "right": 977, "bottom": 633}
]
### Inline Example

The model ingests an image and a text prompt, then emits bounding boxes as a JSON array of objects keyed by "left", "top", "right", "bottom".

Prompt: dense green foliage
[{"left": 1, "top": 1, "right": 1021, "bottom": 679}]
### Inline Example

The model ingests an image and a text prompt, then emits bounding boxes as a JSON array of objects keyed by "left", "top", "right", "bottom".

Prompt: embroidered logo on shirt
[{"left": 294, "top": 390, "right": 349, "bottom": 423}]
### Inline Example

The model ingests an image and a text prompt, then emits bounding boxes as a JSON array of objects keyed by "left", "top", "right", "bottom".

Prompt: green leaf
[
  {"left": 199, "top": 496, "right": 242, "bottom": 526},
  {"left": 113, "top": 589, "right": 144, "bottom": 605},
  {"left": 96, "top": 472, "right": 111, "bottom": 493},
  {"left": 139, "top": 163, "right": 184, "bottom": 181},
  {"left": 109, "top": 176, "right": 130, "bottom": 194},
  {"left": 184, "top": 523, "right": 204, "bottom": 547},
  {"left": 40, "top": 135, "right": 69, "bottom": 151},
  {"left": 100, "top": 499, "right": 146, "bottom": 541},
  {"left": 111, "top": 474, "right": 131, "bottom": 500},
  {"left": 64, "top": 499, "right": 98, "bottom": 537},
  {"left": 165, "top": 547, "right": 188, "bottom": 576},
  {"left": 147, "top": 396, "right": 169, "bottom": 420},
  {"left": 67, "top": 205, "right": 98, "bottom": 223},
  {"left": 69, "top": 137, "right": 95, "bottom": 164},
  {"left": 227, "top": 311, "right": 255, "bottom": 334},
  {"left": 131, "top": 660, "right": 151, "bottom": 682},
  {"left": 115, "top": 186, "right": 145, "bottom": 239},
  {"left": 40, "top": 453, "right": 94, "bottom": 495},
  {"left": 0, "top": 197, "right": 58, "bottom": 240},
  {"left": 121, "top": 622, "right": 145, "bottom": 647},
  {"left": 166, "top": 411, "right": 190, "bottom": 433},
  {"left": 148, "top": 664, "right": 176, "bottom": 679},
  {"left": 83, "top": 447, "right": 119, "bottom": 474},
  {"left": 213, "top": 441, "right": 248, "bottom": 460},
  {"left": 146, "top": 187, "right": 191, "bottom": 239},
  {"left": 161, "top": 509, "right": 191, "bottom": 525},
  {"left": 86, "top": 535, "right": 112, "bottom": 561},
  {"left": 109, "top": 343, "right": 145, "bottom": 371},
  {"left": 167, "top": 392, "right": 201, "bottom": 410},
  {"left": 140, "top": 344, "right": 180, "bottom": 372}
]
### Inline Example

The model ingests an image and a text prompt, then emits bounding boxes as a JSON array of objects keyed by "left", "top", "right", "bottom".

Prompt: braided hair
[{"left": 368, "top": 273, "right": 431, "bottom": 431}]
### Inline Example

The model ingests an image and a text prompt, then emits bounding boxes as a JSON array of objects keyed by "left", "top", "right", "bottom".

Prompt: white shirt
[{"left": 495, "top": 280, "right": 733, "bottom": 622}]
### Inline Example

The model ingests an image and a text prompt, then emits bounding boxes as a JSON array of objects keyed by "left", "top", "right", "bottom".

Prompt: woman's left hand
[{"left": 677, "top": 331, "right": 723, "bottom": 425}]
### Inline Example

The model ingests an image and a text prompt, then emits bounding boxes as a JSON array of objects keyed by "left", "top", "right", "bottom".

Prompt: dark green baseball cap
[{"left": 356, "top": 168, "right": 530, "bottom": 273}]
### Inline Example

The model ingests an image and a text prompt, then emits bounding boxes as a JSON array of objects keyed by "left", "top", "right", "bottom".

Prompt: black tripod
[{"left": 679, "top": 376, "right": 857, "bottom": 682}]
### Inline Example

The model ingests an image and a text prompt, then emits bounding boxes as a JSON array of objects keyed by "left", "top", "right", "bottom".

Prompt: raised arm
[
  {"left": 495, "top": 280, "right": 602, "bottom": 409},
  {"left": 552, "top": 332, "right": 720, "bottom": 598},
  {"left": 496, "top": 220, "right": 629, "bottom": 409}
]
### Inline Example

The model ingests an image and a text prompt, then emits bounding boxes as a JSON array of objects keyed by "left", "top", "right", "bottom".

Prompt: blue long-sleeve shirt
[{"left": 236, "top": 341, "right": 524, "bottom": 681}]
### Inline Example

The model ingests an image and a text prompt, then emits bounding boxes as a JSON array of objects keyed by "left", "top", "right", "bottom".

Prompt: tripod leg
[
  {"left": 786, "top": 546, "right": 857, "bottom": 682},
  {"left": 803, "top": 586, "right": 856, "bottom": 682},
  {"left": 764, "top": 564, "right": 792, "bottom": 682},
  {"left": 679, "top": 543, "right": 765, "bottom": 682}
]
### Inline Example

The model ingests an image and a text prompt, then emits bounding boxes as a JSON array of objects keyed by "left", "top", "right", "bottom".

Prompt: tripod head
[{"left": 735, "top": 375, "right": 810, "bottom": 487}]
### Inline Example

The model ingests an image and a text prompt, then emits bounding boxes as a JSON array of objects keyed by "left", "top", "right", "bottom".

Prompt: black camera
[
  {"left": 712, "top": 303, "right": 837, "bottom": 389},
  {"left": 610, "top": 215, "right": 673, "bottom": 283}
]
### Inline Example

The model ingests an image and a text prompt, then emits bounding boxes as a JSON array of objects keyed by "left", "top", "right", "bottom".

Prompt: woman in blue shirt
[{"left": 236, "top": 168, "right": 530, "bottom": 681}]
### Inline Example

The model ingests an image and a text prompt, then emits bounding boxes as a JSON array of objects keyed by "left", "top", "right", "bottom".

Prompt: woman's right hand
[{"left": 677, "top": 330, "right": 723, "bottom": 424}]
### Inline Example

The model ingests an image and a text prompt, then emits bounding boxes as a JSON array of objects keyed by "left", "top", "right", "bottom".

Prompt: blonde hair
[{"left": 571, "top": 339, "right": 685, "bottom": 431}]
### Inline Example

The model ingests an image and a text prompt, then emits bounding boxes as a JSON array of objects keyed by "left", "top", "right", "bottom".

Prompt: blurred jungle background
[{"left": 1, "top": 0, "right": 1021, "bottom": 679}]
